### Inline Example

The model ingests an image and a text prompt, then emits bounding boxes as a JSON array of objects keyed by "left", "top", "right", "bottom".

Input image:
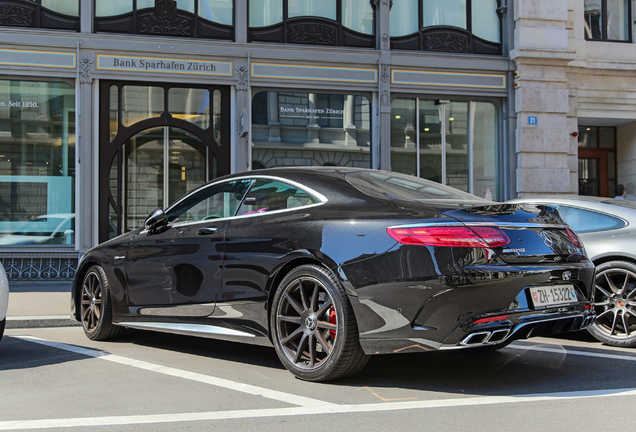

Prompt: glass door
[{"left": 108, "top": 127, "right": 210, "bottom": 238}]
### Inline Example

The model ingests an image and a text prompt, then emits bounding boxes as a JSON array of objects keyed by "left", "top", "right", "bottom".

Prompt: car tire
[
  {"left": 0, "top": 318, "right": 5, "bottom": 342},
  {"left": 270, "top": 264, "right": 369, "bottom": 382},
  {"left": 80, "top": 265, "right": 123, "bottom": 341},
  {"left": 588, "top": 260, "right": 636, "bottom": 347}
]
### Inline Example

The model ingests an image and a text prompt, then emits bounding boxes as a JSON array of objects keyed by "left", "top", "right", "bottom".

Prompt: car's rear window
[{"left": 345, "top": 171, "right": 487, "bottom": 202}]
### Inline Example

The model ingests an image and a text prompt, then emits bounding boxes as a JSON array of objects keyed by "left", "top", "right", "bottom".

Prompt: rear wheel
[
  {"left": 270, "top": 264, "right": 368, "bottom": 382},
  {"left": 80, "top": 265, "right": 123, "bottom": 341},
  {"left": 588, "top": 261, "right": 636, "bottom": 347},
  {"left": 0, "top": 318, "right": 5, "bottom": 342}
]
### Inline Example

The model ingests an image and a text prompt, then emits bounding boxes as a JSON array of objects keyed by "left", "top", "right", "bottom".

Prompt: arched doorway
[{"left": 99, "top": 82, "right": 230, "bottom": 242}]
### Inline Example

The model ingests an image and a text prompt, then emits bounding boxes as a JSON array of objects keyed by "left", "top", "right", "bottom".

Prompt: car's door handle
[{"left": 198, "top": 227, "right": 218, "bottom": 235}]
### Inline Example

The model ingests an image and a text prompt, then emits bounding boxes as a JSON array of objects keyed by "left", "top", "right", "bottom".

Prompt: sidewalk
[{"left": 6, "top": 281, "right": 80, "bottom": 329}]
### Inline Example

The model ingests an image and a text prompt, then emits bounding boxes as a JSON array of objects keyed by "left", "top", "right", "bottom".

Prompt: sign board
[
  {"left": 528, "top": 116, "right": 538, "bottom": 125},
  {"left": 97, "top": 55, "right": 232, "bottom": 76}
]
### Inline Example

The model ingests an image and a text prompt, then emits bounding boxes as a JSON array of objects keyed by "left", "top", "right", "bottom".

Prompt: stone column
[
  {"left": 236, "top": 62, "right": 250, "bottom": 172},
  {"left": 510, "top": 0, "right": 576, "bottom": 197},
  {"left": 77, "top": 54, "right": 96, "bottom": 251},
  {"left": 377, "top": 0, "right": 392, "bottom": 170},
  {"left": 235, "top": 0, "right": 248, "bottom": 43}
]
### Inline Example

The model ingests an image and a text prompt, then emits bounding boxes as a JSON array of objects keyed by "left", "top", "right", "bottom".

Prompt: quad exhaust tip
[{"left": 461, "top": 329, "right": 510, "bottom": 346}]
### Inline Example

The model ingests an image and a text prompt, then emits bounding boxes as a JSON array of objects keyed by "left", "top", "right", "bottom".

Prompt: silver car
[
  {"left": 507, "top": 196, "right": 636, "bottom": 347},
  {"left": 0, "top": 261, "right": 8, "bottom": 341}
]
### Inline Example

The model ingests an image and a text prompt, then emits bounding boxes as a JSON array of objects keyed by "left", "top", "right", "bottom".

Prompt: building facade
[{"left": 0, "top": 0, "right": 634, "bottom": 282}]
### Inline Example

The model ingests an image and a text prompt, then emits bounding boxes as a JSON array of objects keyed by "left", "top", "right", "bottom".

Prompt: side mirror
[{"left": 144, "top": 208, "right": 168, "bottom": 232}]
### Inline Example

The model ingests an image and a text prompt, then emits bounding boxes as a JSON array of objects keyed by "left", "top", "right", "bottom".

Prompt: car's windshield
[{"left": 345, "top": 171, "right": 487, "bottom": 202}]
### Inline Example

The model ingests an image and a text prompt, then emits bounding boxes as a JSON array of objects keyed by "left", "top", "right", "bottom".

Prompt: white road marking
[
  {"left": 12, "top": 336, "right": 333, "bottom": 408},
  {"left": 7, "top": 336, "right": 636, "bottom": 430},
  {"left": 507, "top": 343, "right": 636, "bottom": 361},
  {"left": 1, "top": 388, "right": 636, "bottom": 430}
]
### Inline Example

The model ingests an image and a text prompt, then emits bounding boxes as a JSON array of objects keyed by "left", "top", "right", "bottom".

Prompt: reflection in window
[
  {"left": 249, "top": 0, "right": 375, "bottom": 46},
  {"left": 168, "top": 88, "right": 211, "bottom": 130},
  {"left": 584, "top": 0, "right": 631, "bottom": 41},
  {"left": 558, "top": 206, "right": 625, "bottom": 232},
  {"left": 95, "top": 0, "right": 234, "bottom": 38},
  {"left": 41, "top": 0, "right": 79, "bottom": 15},
  {"left": 168, "top": 179, "right": 252, "bottom": 224},
  {"left": 390, "top": 0, "right": 501, "bottom": 52},
  {"left": 390, "top": 0, "right": 418, "bottom": 37},
  {"left": 122, "top": 86, "right": 164, "bottom": 127},
  {"left": 390, "top": 98, "right": 499, "bottom": 200},
  {"left": 236, "top": 179, "right": 319, "bottom": 215},
  {"left": 289, "top": 0, "right": 337, "bottom": 20},
  {"left": 249, "top": 0, "right": 283, "bottom": 26},
  {"left": 251, "top": 91, "right": 371, "bottom": 169},
  {"left": 0, "top": 80, "right": 75, "bottom": 246},
  {"left": 423, "top": 0, "right": 466, "bottom": 29}
]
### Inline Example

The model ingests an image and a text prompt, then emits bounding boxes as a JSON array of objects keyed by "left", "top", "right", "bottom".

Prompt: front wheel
[
  {"left": 80, "top": 265, "right": 123, "bottom": 341},
  {"left": 587, "top": 261, "right": 636, "bottom": 347},
  {"left": 270, "top": 264, "right": 368, "bottom": 382}
]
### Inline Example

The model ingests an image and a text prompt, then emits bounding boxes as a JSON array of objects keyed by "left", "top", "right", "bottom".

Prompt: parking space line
[
  {"left": 2, "top": 387, "right": 636, "bottom": 430},
  {"left": 507, "top": 343, "right": 636, "bottom": 361},
  {"left": 12, "top": 336, "right": 334, "bottom": 408}
]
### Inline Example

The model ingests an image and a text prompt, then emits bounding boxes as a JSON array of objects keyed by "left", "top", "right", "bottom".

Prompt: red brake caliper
[{"left": 328, "top": 306, "right": 337, "bottom": 338}]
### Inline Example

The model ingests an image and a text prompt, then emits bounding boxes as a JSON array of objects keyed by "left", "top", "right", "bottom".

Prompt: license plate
[{"left": 529, "top": 285, "right": 578, "bottom": 308}]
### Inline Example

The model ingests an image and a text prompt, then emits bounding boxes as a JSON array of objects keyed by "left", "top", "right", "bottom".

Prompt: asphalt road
[{"left": 1, "top": 327, "right": 634, "bottom": 431}]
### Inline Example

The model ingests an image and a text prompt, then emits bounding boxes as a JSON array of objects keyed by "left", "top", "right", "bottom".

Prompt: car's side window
[
  {"left": 236, "top": 179, "right": 319, "bottom": 216},
  {"left": 558, "top": 206, "right": 626, "bottom": 233},
  {"left": 166, "top": 180, "right": 253, "bottom": 225}
]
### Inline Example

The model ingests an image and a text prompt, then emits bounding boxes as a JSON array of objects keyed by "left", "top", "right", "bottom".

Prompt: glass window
[
  {"left": 249, "top": 0, "right": 375, "bottom": 46},
  {"left": 599, "top": 127, "right": 615, "bottom": 148},
  {"left": 251, "top": 91, "right": 371, "bottom": 169},
  {"left": 578, "top": 126, "right": 598, "bottom": 147},
  {"left": 236, "top": 179, "right": 320, "bottom": 216},
  {"left": 390, "top": 0, "right": 418, "bottom": 37},
  {"left": 288, "top": 0, "right": 337, "bottom": 20},
  {"left": 0, "top": 80, "right": 75, "bottom": 246},
  {"left": 122, "top": 86, "right": 164, "bottom": 127},
  {"left": 167, "top": 179, "right": 252, "bottom": 224},
  {"left": 558, "top": 206, "right": 626, "bottom": 232},
  {"left": 584, "top": 0, "right": 631, "bottom": 41},
  {"left": 249, "top": 0, "right": 283, "bottom": 26},
  {"left": 472, "top": 0, "right": 500, "bottom": 43},
  {"left": 96, "top": 0, "right": 133, "bottom": 17},
  {"left": 391, "top": 98, "right": 499, "bottom": 200},
  {"left": 199, "top": 0, "right": 233, "bottom": 25},
  {"left": 342, "top": 0, "right": 374, "bottom": 35},
  {"left": 168, "top": 88, "right": 211, "bottom": 130},
  {"left": 423, "top": 0, "right": 466, "bottom": 29},
  {"left": 472, "top": 102, "right": 499, "bottom": 201},
  {"left": 41, "top": 0, "right": 79, "bottom": 16}
]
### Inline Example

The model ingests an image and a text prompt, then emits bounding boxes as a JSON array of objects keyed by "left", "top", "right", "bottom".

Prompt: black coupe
[{"left": 72, "top": 168, "right": 595, "bottom": 381}]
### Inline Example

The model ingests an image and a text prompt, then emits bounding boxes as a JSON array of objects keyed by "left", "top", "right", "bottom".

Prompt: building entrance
[{"left": 98, "top": 81, "right": 230, "bottom": 242}]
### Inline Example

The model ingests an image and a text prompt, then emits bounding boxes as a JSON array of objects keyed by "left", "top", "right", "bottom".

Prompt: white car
[{"left": 0, "top": 261, "right": 8, "bottom": 341}]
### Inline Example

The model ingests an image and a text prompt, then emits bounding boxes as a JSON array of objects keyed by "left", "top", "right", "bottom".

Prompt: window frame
[
  {"left": 248, "top": 0, "right": 376, "bottom": 48},
  {"left": 93, "top": 0, "right": 235, "bottom": 40},
  {"left": 0, "top": 0, "right": 80, "bottom": 31},
  {"left": 584, "top": 0, "right": 633, "bottom": 43},
  {"left": 390, "top": 0, "right": 503, "bottom": 55}
]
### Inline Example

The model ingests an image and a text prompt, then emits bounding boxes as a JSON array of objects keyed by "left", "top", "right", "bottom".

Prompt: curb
[{"left": 6, "top": 316, "right": 81, "bottom": 329}]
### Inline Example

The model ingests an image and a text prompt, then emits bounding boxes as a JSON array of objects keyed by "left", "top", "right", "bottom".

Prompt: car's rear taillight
[
  {"left": 387, "top": 225, "right": 510, "bottom": 248},
  {"left": 565, "top": 228, "right": 584, "bottom": 248}
]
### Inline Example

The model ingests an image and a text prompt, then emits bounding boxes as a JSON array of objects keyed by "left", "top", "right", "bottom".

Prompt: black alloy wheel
[
  {"left": 588, "top": 261, "right": 636, "bottom": 347},
  {"left": 271, "top": 264, "right": 368, "bottom": 382},
  {"left": 80, "top": 265, "right": 123, "bottom": 341}
]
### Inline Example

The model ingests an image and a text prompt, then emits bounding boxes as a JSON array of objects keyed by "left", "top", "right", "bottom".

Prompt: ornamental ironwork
[
  {"left": 288, "top": 24, "right": 337, "bottom": 45},
  {"left": 79, "top": 54, "right": 93, "bottom": 84},
  {"left": 0, "top": 4, "right": 34, "bottom": 27},
  {"left": 139, "top": 0, "right": 192, "bottom": 36},
  {"left": 1, "top": 257, "right": 77, "bottom": 281},
  {"left": 424, "top": 33, "right": 468, "bottom": 53}
]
